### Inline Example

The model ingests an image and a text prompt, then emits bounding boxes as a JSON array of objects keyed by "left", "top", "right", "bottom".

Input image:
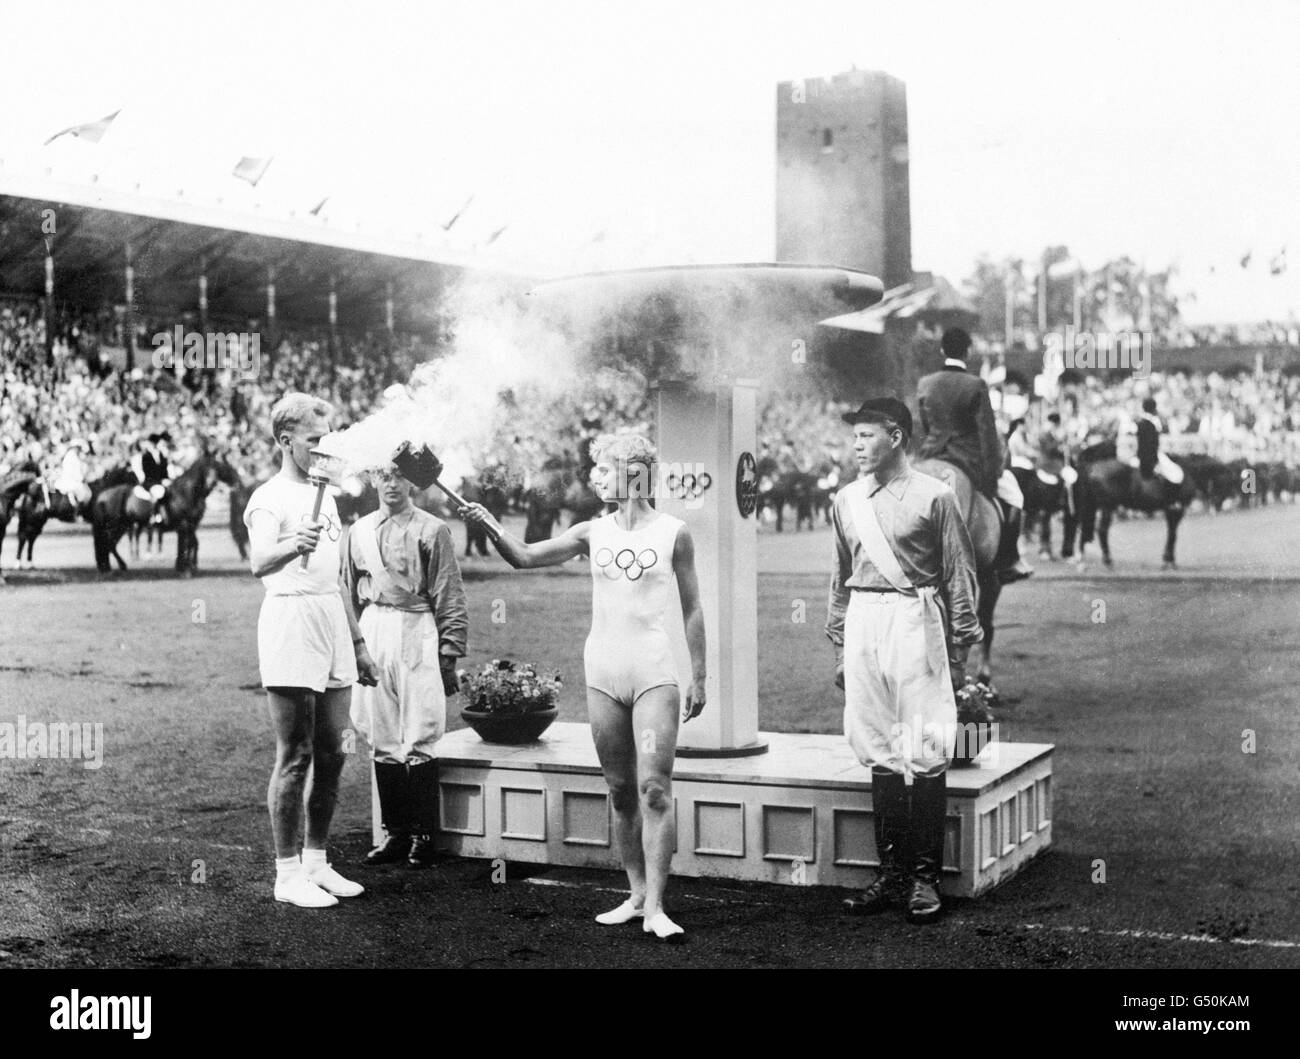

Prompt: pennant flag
[
  {"left": 1269, "top": 247, "right": 1287, "bottom": 276},
  {"left": 309, "top": 196, "right": 330, "bottom": 216},
  {"left": 485, "top": 224, "right": 510, "bottom": 246},
  {"left": 1239, "top": 250, "right": 1252, "bottom": 269},
  {"left": 44, "top": 109, "right": 120, "bottom": 146},
  {"left": 233, "top": 156, "right": 273, "bottom": 186},
  {"left": 440, "top": 195, "right": 475, "bottom": 231}
]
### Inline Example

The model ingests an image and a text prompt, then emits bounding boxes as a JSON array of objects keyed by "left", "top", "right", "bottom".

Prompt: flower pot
[{"left": 460, "top": 707, "right": 558, "bottom": 745}]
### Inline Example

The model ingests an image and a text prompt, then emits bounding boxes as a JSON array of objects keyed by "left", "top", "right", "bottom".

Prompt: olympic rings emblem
[
  {"left": 663, "top": 470, "right": 713, "bottom": 501},
  {"left": 300, "top": 511, "right": 341, "bottom": 542},
  {"left": 594, "top": 546, "right": 659, "bottom": 581}
]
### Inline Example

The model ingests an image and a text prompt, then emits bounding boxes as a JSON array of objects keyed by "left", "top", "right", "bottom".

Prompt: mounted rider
[
  {"left": 1134, "top": 397, "right": 1186, "bottom": 497},
  {"left": 130, "top": 431, "right": 173, "bottom": 527},
  {"left": 53, "top": 438, "right": 93, "bottom": 508},
  {"left": 916, "top": 328, "right": 1034, "bottom": 583}
]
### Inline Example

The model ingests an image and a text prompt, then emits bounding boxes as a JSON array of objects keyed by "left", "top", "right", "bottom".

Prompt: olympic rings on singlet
[{"left": 594, "top": 546, "right": 659, "bottom": 581}]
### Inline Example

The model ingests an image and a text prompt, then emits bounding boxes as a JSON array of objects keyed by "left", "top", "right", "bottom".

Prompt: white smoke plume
[{"left": 320, "top": 274, "right": 579, "bottom": 489}]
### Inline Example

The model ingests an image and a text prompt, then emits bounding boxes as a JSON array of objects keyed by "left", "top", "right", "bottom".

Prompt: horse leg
[
  {"left": 1162, "top": 504, "right": 1184, "bottom": 570},
  {"left": 971, "top": 568, "right": 1001, "bottom": 688},
  {"left": 1099, "top": 506, "right": 1114, "bottom": 567}
]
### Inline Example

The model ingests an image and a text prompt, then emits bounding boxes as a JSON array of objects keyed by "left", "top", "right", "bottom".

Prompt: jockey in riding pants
[
  {"left": 131, "top": 432, "right": 172, "bottom": 528},
  {"left": 916, "top": 328, "right": 1034, "bottom": 584},
  {"left": 1134, "top": 397, "right": 1185, "bottom": 500}
]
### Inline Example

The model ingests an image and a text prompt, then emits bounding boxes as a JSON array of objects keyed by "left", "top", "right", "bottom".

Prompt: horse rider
[
  {"left": 916, "top": 328, "right": 1034, "bottom": 583},
  {"left": 131, "top": 431, "right": 173, "bottom": 533},
  {"left": 53, "top": 438, "right": 93, "bottom": 509},
  {"left": 1135, "top": 397, "right": 1186, "bottom": 499}
]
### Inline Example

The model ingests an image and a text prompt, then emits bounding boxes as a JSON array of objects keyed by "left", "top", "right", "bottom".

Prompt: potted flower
[
  {"left": 952, "top": 679, "right": 999, "bottom": 767},
  {"left": 458, "top": 659, "right": 562, "bottom": 744}
]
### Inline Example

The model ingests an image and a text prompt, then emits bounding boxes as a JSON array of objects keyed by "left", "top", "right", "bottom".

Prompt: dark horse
[
  {"left": 910, "top": 458, "right": 1004, "bottom": 686},
  {"left": 14, "top": 466, "right": 136, "bottom": 568},
  {"left": 1074, "top": 441, "right": 1198, "bottom": 569},
  {"left": 91, "top": 455, "right": 241, "bottom": 576},
  {"left": 0, "top": 472, "right": 39, "bottom": 584}
]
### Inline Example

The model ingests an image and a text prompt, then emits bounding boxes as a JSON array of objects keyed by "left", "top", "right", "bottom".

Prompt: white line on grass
[{"left": 523, "top": 877, "right": 1300, "bottom": 949}]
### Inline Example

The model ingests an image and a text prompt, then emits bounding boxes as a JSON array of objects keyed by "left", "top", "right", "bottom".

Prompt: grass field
[{"left": 0, "top": 502, "right": 1297, "bottom": 968}]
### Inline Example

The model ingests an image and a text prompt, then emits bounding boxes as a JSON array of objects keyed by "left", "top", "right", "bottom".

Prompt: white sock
[
  {"left": 301, "top": 848, "right": 328, "bottom": 872},
  {"left": 275, "top": 855, "right": 301, "bottom": 881}
]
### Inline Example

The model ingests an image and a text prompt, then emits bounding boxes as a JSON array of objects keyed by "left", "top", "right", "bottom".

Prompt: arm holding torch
[{"left": 391, "top": 442, "right": 589, "bottom": 570}]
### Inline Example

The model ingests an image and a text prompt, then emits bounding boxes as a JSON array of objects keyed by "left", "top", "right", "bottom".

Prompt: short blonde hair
[
  {"left": 590, "top": 432, "right": 656, "bottom": 469},
  {"left": 269, "top": 392, "right": 332, "bottom": 444}
]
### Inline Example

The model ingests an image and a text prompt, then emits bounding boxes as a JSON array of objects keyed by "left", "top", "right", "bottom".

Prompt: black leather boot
[
  {"left": 843, "top": 770, "right": 910, "bottom": 915},
  {"left": 407, "top": 760, "right": 440, "bottom": 868},
  {"left": 907, "top": 771, "right": 948, "bottom": 924},
  {"left": 365, "top": 761, "right": 412, "bottom": 864},
  {"left": 995, "top": 500, "right": 1034, "bottom": 583}
]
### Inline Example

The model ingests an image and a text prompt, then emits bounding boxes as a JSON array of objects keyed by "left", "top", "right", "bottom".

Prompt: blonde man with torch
[
  {"left": 244, "top": 393, "right": 379, "bottom": 908},
  {"left": 461, "top": 434, "right": 706, "bottom": 941}
]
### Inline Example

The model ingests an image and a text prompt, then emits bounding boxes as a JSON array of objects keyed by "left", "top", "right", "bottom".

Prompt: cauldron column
[{"left": 656, "top": 378, "right": 767, "bottom": 757}]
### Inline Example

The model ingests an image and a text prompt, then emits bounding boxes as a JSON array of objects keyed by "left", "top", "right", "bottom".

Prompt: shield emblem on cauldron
[{"left": 736, "top": 451, "right": 758, "bottom": 518}]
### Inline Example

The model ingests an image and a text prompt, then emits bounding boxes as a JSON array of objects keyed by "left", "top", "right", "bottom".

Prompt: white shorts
[
  {"left": 843, "top": 591, "right": 957, "bottom": 777},
  {"left": 350, "top": 606, "right": 446, "bottom": 765},
  {"left": 257, "top": 593, "right": 357, "bottom": 693}
]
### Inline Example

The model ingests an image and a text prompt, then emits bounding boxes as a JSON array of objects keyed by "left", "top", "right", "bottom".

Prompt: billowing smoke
[{"left": 320, "top": 274, "right": 581, "bottom": 488}]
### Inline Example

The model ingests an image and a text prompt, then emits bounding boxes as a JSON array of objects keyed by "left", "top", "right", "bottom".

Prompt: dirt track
[{"left": 1, "top": 504, "right": 1297, "bottom": 968}]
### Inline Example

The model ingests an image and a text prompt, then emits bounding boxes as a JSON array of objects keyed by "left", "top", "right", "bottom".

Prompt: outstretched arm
[
  {"left": 673, "top": 525, "right": 707, "bottom": 721},
  {"left": 460, "top": 502, "right": 590, "bottom": 568}
]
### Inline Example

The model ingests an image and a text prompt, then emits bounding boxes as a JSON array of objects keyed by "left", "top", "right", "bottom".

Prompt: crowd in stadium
[{"left": 3, "top": 293, "right": 1299, "bottom": 504}]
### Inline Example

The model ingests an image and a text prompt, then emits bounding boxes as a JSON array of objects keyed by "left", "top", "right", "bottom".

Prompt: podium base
[{"left": 411, "top": 722, "right": 1053, "bottom": 898}]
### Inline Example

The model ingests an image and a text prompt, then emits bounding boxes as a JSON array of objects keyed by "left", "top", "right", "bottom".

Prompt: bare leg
[
  {"left": 304, "top": 685, "right": 353, "bottom": 850},
  {"left": 266, "top": 688, "right": 314, "bottom": 859},
  {"left": 631, "top": 686, "right": 680, "bottom": 926},
  {"left": 588, "top": 688, "right": 645, "bottom": 909}
]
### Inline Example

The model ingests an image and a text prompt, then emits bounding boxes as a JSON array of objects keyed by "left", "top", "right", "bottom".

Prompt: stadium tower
[{"left": 776, "top": 68, "right": 912, "bottom": 289}]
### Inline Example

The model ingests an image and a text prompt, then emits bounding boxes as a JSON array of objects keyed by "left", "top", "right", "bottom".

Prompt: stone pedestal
[{"left": 423, "top": 724, "right": 1054, "bottom": 897}]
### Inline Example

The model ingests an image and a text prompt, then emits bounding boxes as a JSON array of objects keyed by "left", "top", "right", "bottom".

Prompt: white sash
[
  {"left": 353, "top": 512, "right": 402, "bottom": 600},
  {"left": 842, "top": 478, "right": 949, "bottom": 676},
  {"left": 353, "top": 512, "right": 431, "bottom": 668}
]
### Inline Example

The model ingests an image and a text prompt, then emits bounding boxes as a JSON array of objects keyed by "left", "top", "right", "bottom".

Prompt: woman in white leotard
[{"left": 460, "top": 434, "right": 706, "bottom": 941}]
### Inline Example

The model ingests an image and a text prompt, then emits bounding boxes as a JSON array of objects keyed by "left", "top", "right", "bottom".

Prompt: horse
[
  {"left": 910, "top": 457, "right": 1003, "bottom": 687},
  {"left": 1175, "top": 453, "right": 1237, "bottom": 513},
  {"left": 0, "top": 472, "right": 39, "bottom": 584},
  {"left": 91, "top": 455, "right": 241, "bottom": 576},
  {"left": 1074, "top": 441, "right": 1199, "bottom": 569},
  {"left": 1013, "top": 466, "right": 1070, "bottom": 560},
  {"left": 14, "top": 466, "right": 135, "bottom": 569},
  {"left": 758, "top": 469, "right": 819, "bottom": 532}
]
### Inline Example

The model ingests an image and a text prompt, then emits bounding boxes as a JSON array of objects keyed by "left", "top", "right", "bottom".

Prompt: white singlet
[{"left": 583, "top": 511, "right": 684, "bottom": 706}]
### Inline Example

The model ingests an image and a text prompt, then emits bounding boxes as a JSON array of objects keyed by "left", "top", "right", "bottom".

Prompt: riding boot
[
  {"left": 365, "top": 761, "right": 412, "bottom": 864},
  {"left": 907, "top": 771, "right": 948, "bottom": 924},
  {"left": 843, "top": 769, "right": 911, "bottom": 914},
  {"left": 995, "top": 499, "right": 1034, "bottom": 584},
  {"left": 406, "top": 760, "right": 441, "bottom": 868}
]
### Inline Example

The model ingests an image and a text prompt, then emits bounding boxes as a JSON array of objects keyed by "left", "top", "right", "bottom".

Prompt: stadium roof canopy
[{"left": 0, "top": 169, "right": 535, "bottom": 336}]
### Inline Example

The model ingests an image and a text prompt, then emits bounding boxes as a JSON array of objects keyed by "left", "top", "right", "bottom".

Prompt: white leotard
[{"left": 583, "top": 511, "right": 684, "bottom": 706}]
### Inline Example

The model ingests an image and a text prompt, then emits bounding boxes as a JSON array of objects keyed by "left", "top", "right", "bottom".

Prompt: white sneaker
[
  {"left": 274, "top": 873, "right": 339, "bottom": 908},
  {"left": 305, "top": 863, "right": 365, "bottom": 898}
]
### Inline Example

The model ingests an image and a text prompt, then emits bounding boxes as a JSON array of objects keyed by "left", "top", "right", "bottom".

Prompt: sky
[{"left": 0, "top": 0, "right": 1296, "bottom": 324}]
